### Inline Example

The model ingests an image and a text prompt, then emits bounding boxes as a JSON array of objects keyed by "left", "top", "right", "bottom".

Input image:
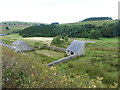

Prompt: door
[{"left": 71, "top": 52, "right": 74, "bottom": 55}]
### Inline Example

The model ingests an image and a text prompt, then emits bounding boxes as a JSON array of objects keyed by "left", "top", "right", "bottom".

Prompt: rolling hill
[{"left": 0, "top": 21, "right": 46, "bottom": 34}]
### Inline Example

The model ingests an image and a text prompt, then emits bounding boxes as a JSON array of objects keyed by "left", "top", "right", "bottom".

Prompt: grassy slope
[
  {"left": 2, "top": 34, "right": 65, "bottom": 63},
  {"left": 3, "top": 45, "right": 110, "bottom": 88},
  {"left": 58, "top": 37, "right": 118, "bottom": 86},
  {"left": 0, "top": 21, "right": 46, "bottom": 34},
  {"left": 0, "top": 24, "right": 29, "bottom": 34},
  {"left": 61, "top": 20, "right": 117, "bottom": 26},
  {"left": 2, "top": 34, "right": 118, "bottom": 87},
  {"left": 1, "top": 20, "right": 117, "bottom": 34}
]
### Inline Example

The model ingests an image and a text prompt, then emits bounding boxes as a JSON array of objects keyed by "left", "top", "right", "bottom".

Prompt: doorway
[{"left": 71, "top": 52, "right": 74, "bottom": 55}]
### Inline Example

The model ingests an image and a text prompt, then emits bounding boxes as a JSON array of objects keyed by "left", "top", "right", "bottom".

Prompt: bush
[
  {"left": 64, "top": 35, "right": 69, "bottom": 41},
  {"left": 34, "top": 42, "right": 39, "bottom": 48},
  {"left": 6, "top": 27, "right": 9, "bottom": 30},
  {"left": 89, "top": 30, "right": 102, "bottom": 39},
  {"left": 81, "top": 32, "right": 89, "bottom": 38},
  {"left": 51, "top": 36, "right": 62, "bottom": 45}
]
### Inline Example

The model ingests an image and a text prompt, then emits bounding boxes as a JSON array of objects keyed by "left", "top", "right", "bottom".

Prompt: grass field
[
  {"left": 0, "top": 21, "right": 45, "bottom": 34},
  {"left": 2, "top": 33, "right": 53, "bottom": 45},
  {"left": 0, "top": 24, "right": 29, "bottom": 34},
  {"left": 2, "top": 33, "right": 118, "bottom": 88}
]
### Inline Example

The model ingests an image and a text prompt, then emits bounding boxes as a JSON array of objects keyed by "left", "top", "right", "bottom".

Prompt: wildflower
[
  {"left": 31, "top": 74, "right": 34, "bottom": 77},
  {"left": 45, "top": 70, "right": 48, "bottom": 72},
  {"left": 50, "top": 81, "right": 52, "bottom": 83},
  {"left": 92, "top": 85, "right": 96, "bottom": 88},
  {"left": 32, "top": 66, "right": 34, "bottom": 68},
  {"left": 51, "top": 66, "right": 53, "bottom": 68},
  {"left": 53, "top": 73, "right": 56, "bottom": 75}
]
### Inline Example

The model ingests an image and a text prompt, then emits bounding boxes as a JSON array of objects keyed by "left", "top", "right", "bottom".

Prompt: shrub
[
  {"left": 89, "top": 30, "right": 102, "bottom": 39},
  {"left": 64, "top": 35, "right": 69, "bottom": 41},
  {"left": 34, "top": 42, "right": 39, "bottom": 48},
  {"left": 51, "top": 36, "right": 62, "bottom": 45},
  {"left": 6, "top": 27, "right": 9, "bottom": 30}
]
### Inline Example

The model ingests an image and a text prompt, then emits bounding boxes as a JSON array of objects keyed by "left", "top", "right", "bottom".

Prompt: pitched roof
[
  {"left": 12, "top": 40, "right": 26, "bottom": 45},
  {"left": 66, "top": 41, "right": 85, "bottom": 52},
  {"left": 14, "top": 45, "right": 34, "bottom": 51},
  {"left": 12, "top": 40, "right": 34, "bottom": 51}
]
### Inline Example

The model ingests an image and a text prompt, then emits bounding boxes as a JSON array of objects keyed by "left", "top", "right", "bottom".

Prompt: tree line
[
  {"left": 19, "top": 21, "right": 118, "bottom": 39},
  {"left": 81, "top": 17, "right": 112, "bottom": 22}
]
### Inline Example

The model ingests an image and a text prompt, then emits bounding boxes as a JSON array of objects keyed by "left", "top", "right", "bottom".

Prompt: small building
[
  {"left": 66, "top": 41, "right": 85, "bottom": 55},
  {"left": 12, "top": 40, "right": 34, "bottom": 52}
]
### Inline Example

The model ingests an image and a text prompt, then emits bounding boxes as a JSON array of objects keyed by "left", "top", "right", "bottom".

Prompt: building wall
[
  {"left": 66, "top": 51, "right": 71, "bottom": 55},
  {"left": 66, "top": 44, "right": 85, "bottom": 56}
]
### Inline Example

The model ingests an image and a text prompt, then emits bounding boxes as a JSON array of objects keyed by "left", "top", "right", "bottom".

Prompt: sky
[{"left": 0, "top": 0, "right": 119, "bottom": 24}]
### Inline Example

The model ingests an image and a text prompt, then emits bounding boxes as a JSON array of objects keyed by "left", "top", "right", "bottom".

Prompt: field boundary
[
  {"left": 39, "top": 45, "right": 84, "bottom": 66},
  {"left": 39, "top": 45, "right": 66, "bottom": 52}
]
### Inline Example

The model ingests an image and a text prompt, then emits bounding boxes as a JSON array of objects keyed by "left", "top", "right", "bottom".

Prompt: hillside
[
  {"left": 0, "top": 21, "right": 46, "bottom": 34},
  {"left": 80, "top": 17, "right": 112, "bottom": 22},
  {"left": 19, "top": 20, "right": 118, "bottom": 38},
  {"left": 1, "top": 33, "right": 118, "bottom": 88},
  {"left": 63, "top": 20, "right": 117, "bottom": 26}
]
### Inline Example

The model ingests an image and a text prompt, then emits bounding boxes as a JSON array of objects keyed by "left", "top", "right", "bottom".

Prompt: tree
[
  {"left": 100, "top": 27, "right": 115, "bottom": 38},
  {"left": 51, "top": 36, "right": 62, "bottom": 45},
  {"left": 81, "top": 31, "right": 89, "bottom": 38},
  {"left": 64, "top": 35, "right": 69, "bottom": 41},
  {"left": 89, "top": 30, "right": 102, "bottom": 39},
  {"left": 6, "top": 27, "right": 9, "bottom": 30}
]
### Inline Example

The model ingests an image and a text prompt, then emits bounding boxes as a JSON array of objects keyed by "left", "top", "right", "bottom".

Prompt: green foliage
[
  {"left": 19, "top": 20, "right": 118, "bottom": 38},
  {"left": 5, "top": 27, "right": 9, "bottom": 30},
  {"left": 51, "top": 36, "right": 62, "bottom": 45},
  {"left": 64, "top": 35, "right": 69, "bottom": 41},
  {"left": 34, "top": 42, "right": 40, "bottom": 48},
  {"left": 81, "top": 17, "right": 112, "bottom": 22},
  {"left": 81, "top": 31, "right": 89, "bottom": 38},
  {"left": 89, "top": 30, "right": 102, "bottom": 39}
]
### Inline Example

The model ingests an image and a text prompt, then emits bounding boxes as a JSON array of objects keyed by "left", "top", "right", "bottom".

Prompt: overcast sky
[{"left": 0, "top": 0, "right": 119, "bottom": 24}]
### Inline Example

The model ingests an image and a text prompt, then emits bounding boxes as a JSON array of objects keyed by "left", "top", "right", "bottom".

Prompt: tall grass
[{"left": 2, "top": 46, "right": 111, "bottom": 88}]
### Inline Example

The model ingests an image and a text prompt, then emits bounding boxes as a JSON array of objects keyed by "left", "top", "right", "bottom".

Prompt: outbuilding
[
  {"left": 66, "top": 41, "right": 85, "bottom": 55},
  {"left": 12, "top": 40, "right": 34, "bottom": 52}
]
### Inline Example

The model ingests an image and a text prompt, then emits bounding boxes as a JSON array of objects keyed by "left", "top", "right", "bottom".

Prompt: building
[
  {"left": 66, "top": 41, "right": 85, "bottom": 55},
  {"left": 12, "top": 40, "right": 34, "bottom": 52}
]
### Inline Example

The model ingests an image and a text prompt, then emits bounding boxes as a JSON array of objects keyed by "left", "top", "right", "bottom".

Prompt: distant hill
[
  {"left": 19, "top": 20, "right": 118, "bottom": 38},
  {"left": 0, "top": 21, "right": 46, "bottom": 34},
  {"left": 81, "top": 17, "right": 112, "bottom": 22}
]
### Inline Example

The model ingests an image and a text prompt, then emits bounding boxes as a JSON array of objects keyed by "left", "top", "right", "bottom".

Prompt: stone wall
[
  {"left": 47, "top": 54, "right": 78, "bottom": 66},
  {"left": 47, "top": 52, "right": 85, "bottom": 66},
  {"left": 39, "top": 45, "right": 66, "bottom": 52},
  {"left": 39, "top": 45, "right": 85, "bottom": 66}
]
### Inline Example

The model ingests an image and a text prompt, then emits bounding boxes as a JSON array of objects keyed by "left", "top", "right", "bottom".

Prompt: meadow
[{"left": 1, "top": 33, "right": 118, "bottom": 88}]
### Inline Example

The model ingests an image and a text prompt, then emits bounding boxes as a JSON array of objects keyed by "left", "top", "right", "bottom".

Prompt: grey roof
[
  {"left": 14, "top": 46, "right": 34, "bottom": 51},
  {"left": 12, "top": 40, "right": 34, "bottom": 51},
  {"left": 12, "top": 40, "right": 27, "bottom": 45},
  {"left": 66, "top": 41, "right": 85, "bottom": 52}
]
